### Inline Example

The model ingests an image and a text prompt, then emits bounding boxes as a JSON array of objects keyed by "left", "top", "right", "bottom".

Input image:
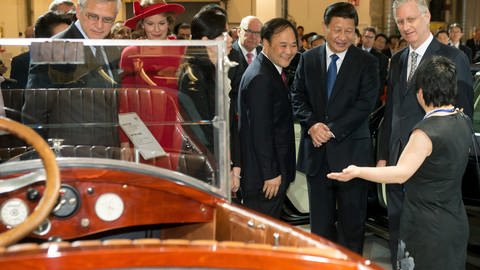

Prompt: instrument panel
[{"left": 0, "top": 169, "right": 214, "bottom": 240}]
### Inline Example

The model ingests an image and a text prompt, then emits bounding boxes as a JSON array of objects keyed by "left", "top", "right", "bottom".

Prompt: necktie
[
  {"left": 95, "top": 46, "right": 114, "bottom": 79},
  {"left": 246, "top": 52, "right": 253, "bottom": 64},
  {"left": 281, "top": 70, "right": 288, "bottom": 88},
  {"left": 407, "top": 51, "right": 418, "bottom": 82},
  {"left": 327, "top": 54, "right": 339, "bottom": 99}
]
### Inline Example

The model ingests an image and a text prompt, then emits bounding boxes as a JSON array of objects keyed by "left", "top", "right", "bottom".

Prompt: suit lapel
[
  {"left": 397, "top": 48, "right": 409, "bottom": 96},
  {"left": 403, "top": 39, "right": 437, "bottom": 96},
  {"left": 313, "top": 46, "right": 328, "bottom": 107},
  {"left": 233, "top": 41, "right": 249, "bottom": 67},
  {"left": 258, "top": 53, "right": 284, "bottom": 91}
]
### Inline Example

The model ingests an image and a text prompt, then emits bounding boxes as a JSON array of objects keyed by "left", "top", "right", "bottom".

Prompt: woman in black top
[{"left": 328, "top": 56, "right": 470, "bottom": 270}]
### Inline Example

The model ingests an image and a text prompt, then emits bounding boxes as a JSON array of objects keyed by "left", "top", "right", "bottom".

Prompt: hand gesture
[
  {"left": 327, "top": 165, "right": 359, "bottom": 182},
  {"left": 308, "top": 123, "right": 333, "bottom": 147},
  {"left": 263, "top": 175, "right": 281, "bottom": 199}
]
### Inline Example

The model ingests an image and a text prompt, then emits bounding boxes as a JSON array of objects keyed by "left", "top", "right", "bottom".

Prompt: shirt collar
[
  {"left": 409, "top": 33, "right": 433, "bottom": 57},
  {"left": 325, "top": 43, "right": 348, "bottom": 61},
  {"left": 362, "top": 46, "right": 372, "bottom": 52},
  {"left": 261, "top": 51, "right": 283, "bottom": 75},
  {"left": 239, "top": 43, "right": 257, "bottom": 57},
  {"left": 74, "top": 20, "right": 89, "bottom": 39}
]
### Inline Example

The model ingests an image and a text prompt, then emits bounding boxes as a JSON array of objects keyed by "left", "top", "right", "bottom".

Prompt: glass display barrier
[{"left": 0, "top": 38, "right": 231, "bottom": 199}]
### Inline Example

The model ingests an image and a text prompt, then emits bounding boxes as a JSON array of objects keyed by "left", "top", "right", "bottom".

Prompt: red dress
[{"left": 118, "top": 45, "right": 186, "bottom": 170}]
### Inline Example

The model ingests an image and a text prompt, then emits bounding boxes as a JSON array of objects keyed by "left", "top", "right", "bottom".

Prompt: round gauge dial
[
  {"left": 1, "top": 198, "right": 29, "bottom": 227},
  {"left": 53, "top": 184, "right": 80, "bottom": 218},
  {"left": 94, "top": 193, "right": 124, "bottom": 222}
]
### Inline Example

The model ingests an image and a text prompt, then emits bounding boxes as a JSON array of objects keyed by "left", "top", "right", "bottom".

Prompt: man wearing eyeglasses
[
  {"left": 23, "top": 0, "right": 122, "bottom": 149},
  {"left": 228, "top": 15, "right": 263, "bottom": 201},
  {"left": 359, "top": 26, "right": 388, "bottom": 108},
  {"left": 27, "top": 0, "right": 121, "bottom": 89},
  {"left": 377, "top": 0, "right": 473, "bottom": 268}
]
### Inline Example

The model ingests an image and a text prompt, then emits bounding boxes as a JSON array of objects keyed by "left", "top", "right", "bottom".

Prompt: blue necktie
[{"left": 327, "top": 54, "right": 339, "bottom": 99}]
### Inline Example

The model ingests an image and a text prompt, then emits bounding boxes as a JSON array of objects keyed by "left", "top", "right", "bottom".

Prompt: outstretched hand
[{"left": 327, "top": 165, "right": 359, "bottom": 182}]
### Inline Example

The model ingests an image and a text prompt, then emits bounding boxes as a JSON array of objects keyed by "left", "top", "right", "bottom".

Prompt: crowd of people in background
[{"left": 0, "top": 0, "right": 479, "bottom": 269}]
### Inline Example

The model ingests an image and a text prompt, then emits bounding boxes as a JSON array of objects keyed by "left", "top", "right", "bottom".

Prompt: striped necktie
[{"left": 407, "top": 51, "right": 418, "bottom": 82}]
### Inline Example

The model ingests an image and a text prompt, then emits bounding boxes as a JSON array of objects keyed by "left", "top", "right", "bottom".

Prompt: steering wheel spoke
[{"left": 0, "top": 117, "right": 60, "bottom": 247}]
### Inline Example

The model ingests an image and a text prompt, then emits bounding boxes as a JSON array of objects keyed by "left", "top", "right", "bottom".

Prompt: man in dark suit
[
  {"left": 22, "top": 0, "right": 121, "bottom": 147},
  {"left": 9, "top": 52, "right": 30, "bottom": 89},
  {"left": 377, "top": 0, "right": 473, "bottom": 268},
  {"left": 448, "top": 23, "right": 473, "bottom": 63},
  {"left": 10, "top": 11, "right": 73, "bottom": 90},
  {"left": 359, "top": 26, "right": 389, "bottom": 108},
  {"left": 228, "top": 15, "right": 263, "bottom": 195},
  {"left": 26, "top": 0, "right": 120, "bottom": 89},
  {"left": 291, "top": 2, "right": 379, "bottom": 254},
  {"left": 466, "top": 27, "right": 480, "bottom": 63},
  {"left": 238, "top": 18, "right": 298, "bottom": 218}
]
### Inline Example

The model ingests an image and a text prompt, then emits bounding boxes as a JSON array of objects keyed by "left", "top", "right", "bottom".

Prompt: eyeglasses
[
  {"left": 85, "top": 12, "right": 116, "bottom": 24},
  {"left": 242, "top": 28, "right": 261, "bottom": 36},
  {"left": 363, "top": 35, "right": 375, "bottom": 39},
  {"left": 395, "top": 14, "right": 422, "bottom": 26}
]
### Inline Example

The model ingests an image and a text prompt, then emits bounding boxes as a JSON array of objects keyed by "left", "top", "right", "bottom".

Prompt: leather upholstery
[{"left": 1, "top": 88, "right": 214, "bottom": 183}]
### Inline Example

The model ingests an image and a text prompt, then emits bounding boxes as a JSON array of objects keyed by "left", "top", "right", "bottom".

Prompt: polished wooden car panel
[
  {"left": 0, "top": 240, "right": 378, "bottom": 270},
  {"left": 0, "top": 165, "right": 382, "bottom": 269},
  {"left": 0, "top": 168, "right": 215, "bottom": 240}
]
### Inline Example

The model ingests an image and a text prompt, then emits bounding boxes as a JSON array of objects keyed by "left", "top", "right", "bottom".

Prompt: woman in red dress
[{"left": 119, "top": 0, "right": 186, "bottom": 169}]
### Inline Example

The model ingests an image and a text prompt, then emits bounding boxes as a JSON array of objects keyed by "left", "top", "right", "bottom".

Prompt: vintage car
[{"left": 0, "top": 38, "right": 382, "bottom": 269}]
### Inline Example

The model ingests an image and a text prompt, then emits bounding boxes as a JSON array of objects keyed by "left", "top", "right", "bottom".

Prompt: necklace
[{"left": 423, "top": 107, "right": 456, "bottom": 119}]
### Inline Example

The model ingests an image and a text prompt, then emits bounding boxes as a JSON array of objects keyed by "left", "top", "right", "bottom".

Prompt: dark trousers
[
  {"left": 242, "top": 177, "right": 289, "bottom": 219},
  {"left": 307, "top": 163, "right": 368, "bottom": 254},
  {"left": 386, "top": 183, "right": 404, "bottom": 269}
]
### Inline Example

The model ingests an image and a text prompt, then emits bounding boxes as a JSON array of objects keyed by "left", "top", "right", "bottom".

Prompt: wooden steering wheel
[{"left": 0, "top": 117, "right": 60, "bottom": 247}]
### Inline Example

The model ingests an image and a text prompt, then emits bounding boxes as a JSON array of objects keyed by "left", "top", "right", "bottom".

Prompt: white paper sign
[{"left": 118, "top": 112, "right": 167, "bottom": 160}]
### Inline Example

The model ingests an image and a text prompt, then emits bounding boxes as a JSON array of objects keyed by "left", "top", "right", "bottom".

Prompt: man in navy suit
[
  {"left": 238, "top": 18, "right": 298, "bottom": 218},
  {"left": 292, "top": 2, "right": 379, "bottom": 254},
  {"left": 377, "top": 0, "right": 473, "bottom": 268},
  {"left": 228, "top": 16, "right": 263, "bottom": 196},
  {"left": 23, "top": 0, "right": 122, "bottom": 147}
]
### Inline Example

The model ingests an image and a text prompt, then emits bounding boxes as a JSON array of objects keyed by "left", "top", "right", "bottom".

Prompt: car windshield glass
[{"left": 0, "top": 38, "right": 230, "bottom": 199}]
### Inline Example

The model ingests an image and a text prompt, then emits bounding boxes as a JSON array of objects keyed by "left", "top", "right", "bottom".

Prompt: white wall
[{"left": 288, "top": 0, "right": 372, "bottom": 35}]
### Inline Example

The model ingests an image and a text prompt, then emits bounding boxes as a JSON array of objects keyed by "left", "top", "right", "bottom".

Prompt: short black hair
[
  {"left": 434, "top": 29, "right": 448, "bottom": 38},
  {"left": 198, "top": 3, "right": 227, "bottom": 17},
  {"left": 34, "top": 11, "right": 73, "bottom": 38},
  {"left": 301, "top": 32, "right": 317, "bottom": 42},
  {"left": 261, "top": 18, "right": 298, "bottom": 45},
  {"left": 363, "top": 26, "right": 376, "bottom": 35},
  {"left": 174, "top": 22, "right": 190, "bottom": 35},
  {"left": 191, "top": 7, "right": 227, "bottom": 40},
  {"left": 324, "top": 2, "right": 358, "bottom": 26},
  {"left": 415, "top": 56, "right": 457, "bottom": 107},
  {"left": 309, "top": 34, "right": 326, "bottom": 46},
  {"left": 375, "top": 33, "right": 388, "bottom": 41}
]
